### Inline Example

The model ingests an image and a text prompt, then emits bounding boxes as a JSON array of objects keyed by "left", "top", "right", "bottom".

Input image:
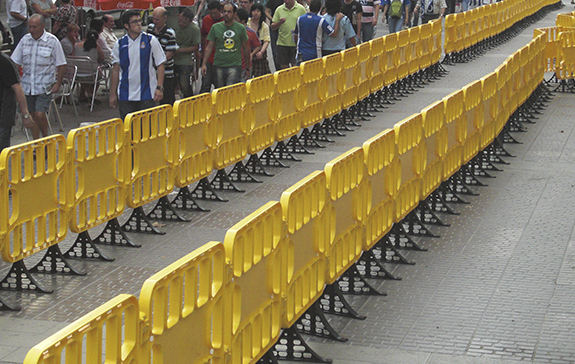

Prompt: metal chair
[
  {"left": 66, "top": 56, "right": 108, "bottom": 111},
  {"left": 50, "top": 64, "right": 79, "bottom": 126}
]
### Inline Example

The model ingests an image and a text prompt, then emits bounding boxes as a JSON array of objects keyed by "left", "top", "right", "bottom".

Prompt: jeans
[
  {"left": 0, "top": 126, "right": 11, "bottom": 152},
  {"left": 10, "top": 22, "right": 28, "bottom": 49},
  {"left": 361, "top": 22, "right": 374, "bottom": 42},
  {"left": 213, "top": 65, "right": 242, "bottom": 89},
  {"left": 160, "top": 77, "right": 175, "bottom": 106},
  {"left": 199, "top": 62, "right": 214, "bottom": 94},
  {"left": 174, "top": 64, "right": 194, "bottom": 98},
  {"left": 461, "top": 0, "right": 470, "bottom": 11},
  {"left": 270, "top": 29, "right": 280, "bottom": 71},
  {"left": 118, "top": 99, "right": 157, "bottom": 121},
  {"left": 388, "top": 16, "right": 404, "bottom": 33}
]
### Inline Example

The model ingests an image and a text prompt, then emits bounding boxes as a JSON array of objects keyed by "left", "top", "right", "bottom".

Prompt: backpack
[{"left": 389, "top": 0, "right": 403, "bottom": 18}]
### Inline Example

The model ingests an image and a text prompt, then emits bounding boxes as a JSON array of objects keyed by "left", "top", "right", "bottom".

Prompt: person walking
[
  {"left": 6, "top": 0, "right": 29, "bottom": 49},
  {"left": 270, "top": 0, "right": 306, "bottom": 70},
  {"left": 322, "top": 0, "right": 356, "bottom": 56},
  {"left": 172, "top": 8, "right": 201, "bottom": 98},
  {"left": 383, "top": 0, "right": 409, "bottom": 33},
  {"left": 248, "top": 3, "right": 272, "bottom": 77},
  {"left": 200, "top": 0, "right": 224, "bottom": 93},
  {"left": 294, "top": 0, "right": 341, "bottom": 63},
  {"left": 148, "top": 7, "right": 178, "bottom": 106},
  {"left": 416, "top": 0, "right": 446, "bottom": 24},
  {"left": 358, "top": 0, "right": 380, "bottom": 42}
]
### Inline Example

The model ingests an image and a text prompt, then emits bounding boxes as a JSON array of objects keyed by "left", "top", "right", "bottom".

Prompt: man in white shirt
[
  {"left": 109, "top": 10, "right": 166, "bottom": 120},
  {"left": 101, "top": 14, "right": 118, "bottom": 50},
  {"left": 11, "top": 14, "right": 66, "bottom": 140},
  {"left": 6, "top": 0, "right": 28, "bottom": 48}
]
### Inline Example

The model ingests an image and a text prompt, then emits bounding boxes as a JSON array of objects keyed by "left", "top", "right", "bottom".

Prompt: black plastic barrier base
[
  {"left": 271, "top": 326, "right": 332, "bottom": 363},
  {"left": 374, "top": 235, "right": 415, "bottom": 265},
  {"left": 319, "top": 282, "right": 366, "bottom": 320},
  {"left": 0, "top": 296, "right": 19, "bottom": 311},
  {"left": 171, "top": 186, "right": 210, "bottom": 212},
  {"left": 355, "top": 250, "right": 402, "bottom": 280},
  {"left": 229, "top": 161, "right": 262, "bottom": 183},
  {"left": 295, "top": 301, "right": 348, "bottom": 342},
  {"left": 401, "top": 210, "right": 440, "bottom": 238},
  {"left": 386, "top": 224, "right": 428, "bottom": 252},
  {"left": 211, "top": 169, "right": 245, "bottom": 192},
  {"left": 190, "top": 177, "right": 228, "bottom": 202},
  {"left": 30, "top": 245, "right": 87, "bottom": 276},
  {"left": 285, "top": 135, "right": 314, "bottom": 155},
  {"left": 297, "top": 128, "right": 327, "bottom": 149},
  {"left": 259, "top": 147, "right": 290, "bottom": 168},
  {"left": 93, "top": 218, "right": 141, "bottom": 248},
  {"left": 0, "top": 260, "right": 52, "bottom": 293},
  {"left": 337, "top": 266, "right": 386, "bottom": 296},
  {"left": 416, "top": 201, "right": 450, "bottom": 227},
  {"left": 148, "top": 196, "right": 192, "bottom": 222},
  {"left": 425, "top": 188, "right": 460, "bottom": 215},
  {"left": 257, "top": 351, "right": 279, "bottom": 364},
  {"left": 65, "top": 231, "right": 115, "bottom": 261},
  {"left": 122, "top": 207, "right": 166, "bottom": 235},
  {"left": 244, "top": 154, "right": 275, "bottom": 176}
]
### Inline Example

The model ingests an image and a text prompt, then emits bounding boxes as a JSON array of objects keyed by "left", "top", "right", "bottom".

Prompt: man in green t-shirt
[
  {"left": 201, "top": 3, "right": 251, "bottom": 88},
  {"left": 171, "top": 8, "right": 201, "bottom": 98},
  {"left": 270, "top": 0, "right": 306, "bottom": 70}
]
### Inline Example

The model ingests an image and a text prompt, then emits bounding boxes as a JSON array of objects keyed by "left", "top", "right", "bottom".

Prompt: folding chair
[
  {"left": 66, "top": 56, "right": 108, "bottom": 111},
  {"left": 47, "top": 64, "right": 79, "bottom": 131}
]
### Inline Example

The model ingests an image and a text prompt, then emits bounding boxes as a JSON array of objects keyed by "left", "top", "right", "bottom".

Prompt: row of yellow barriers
[{"left": 21, "top": 20, "right": 550, "bottom": 364}]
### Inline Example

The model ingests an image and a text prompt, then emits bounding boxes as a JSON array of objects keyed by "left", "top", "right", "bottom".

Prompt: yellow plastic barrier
[
  {"left": 274, "top": 67, "right": 304, "bottom": 142},
  {"left": 431, "top": 19, "right": 443, "bottom": 65},
  {"left": 174, "top": 93, "right": 215, "bottom": 188},
  {"left": 24, "top": 294, "right": 139, "bottom": 364},
  {"left": 444, "top": 14, "right": 457, "bottom": 56},
  {"left": 383, "top": 33, "right": 398, "bottom": 87},
  {"left": 480, "top": 72, "right": 498, "bottom": 150},
  {"left": 370, "top": 37, "right": 385, "bottom": 95},
  {"left": 442, "top": 91, "right": 465, "bottom": 181},
  {"left": 212, "top": 83, "right": 249, "bottom": 169},
  {"left": 139, "top": 242, "right": 230, "bottom": 364},
  {"left": 421, "top": 101, "right": 447, "bottom": 200},
  {"left": 396, "top": 30, "right": 410, "bottom": 81},
  {"left": 68, "top": 119, "right": 127, "bottom": 233},
  {"left": 556, "top": 12, "right": 575, "bottom": 29},
  {"left": 246, "top": 74, "right": 280, "bottom": 154},
  {"left": 508, "top": 51, "right": 520, "bottom": 115},
  {"left": 462, "top": 80, "right": 484, "bottom": 164},
  {"left": 393, "top": 114, "right": 425, "bottom": 222},
  {"left": 362, "top": 129, "right": 398, "bottom": 250},
  {"left": 0, "top": 135, "right": 69, "bottom": 262},
  {"left": 408, "top": 26, "right": 421, "bottom": 77},
  {"left": 557, "top": 30, "right": 575, "bottom": 82},
  {"left": 455, "top": 14, "right": 466, "bottom": 54},
  {"left": 280, "top": 171, "right": 331, "bottom": 327},
  {"left": 340, "top": 47, "right": 360, "bottom": 110},
  {"left": 419, "top": 23, "right": 432, "bottom": 70},
  {"left": 300, "top": 58, "right": 327, "bottom": 129},
  {"left": 224, "top": 201, "right": 285, "bottom": 364},
  {"left": 495, "top": 61, "right": 511, "bottom": 134},
  {"left": 322, "top": 52, "right": 343, "bottom": 119},
  {"left": 357, "top": 42, "right": 373, "bottom": 102},
  {"left": 125, "top": 104, "right": 177, "bottom": 208},
  {"left": 534, "top": 27, "right": 560, "bottom": 73},
  {"left": 324, "top": 147, "right": 369, "bottom": 284},
  {"left": 463, "top": 11, "right": 472, "bottom": 51}
]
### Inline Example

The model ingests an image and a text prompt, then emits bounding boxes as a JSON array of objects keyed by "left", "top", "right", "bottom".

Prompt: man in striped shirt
[
  {"left": 148, "top": 7, "right": 178, "bottom": 105},
  {"left": 109, "top": 10, "right": 166, "bottom": 120},
  {"left": 359, "top": 0, "right": 380, "bottom": 42},
  {"left": 294, "top": 0, "right": 342, "bottom": 63}
]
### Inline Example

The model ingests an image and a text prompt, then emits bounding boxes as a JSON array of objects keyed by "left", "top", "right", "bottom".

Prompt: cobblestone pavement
[{"left": 1, "top": 3, "right": 575, "bottom": 363}]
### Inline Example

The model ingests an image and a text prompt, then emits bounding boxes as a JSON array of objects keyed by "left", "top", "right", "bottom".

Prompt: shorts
[
  {"left": 276, "top": 45, "right": 297, "bottom": 68},
  {"left": 26, "top": 94, "right": 52, "bottom": 113}
]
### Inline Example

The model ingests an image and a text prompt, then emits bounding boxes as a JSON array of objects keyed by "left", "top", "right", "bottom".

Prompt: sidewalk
[{"left": 1, "top": 3, "right": 575, "bottom": 363}]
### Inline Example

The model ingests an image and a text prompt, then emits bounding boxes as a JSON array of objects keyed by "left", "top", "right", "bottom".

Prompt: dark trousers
[
  {"left": 118, "top": 99, "right": 157, "bottom": 121},
  {"left": 422, "top": 13, "right": 440, "bottom": 24}
]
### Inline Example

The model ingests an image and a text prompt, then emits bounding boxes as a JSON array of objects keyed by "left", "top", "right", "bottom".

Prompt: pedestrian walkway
[{"left": 1, "top": 3, "right": 574, "bottom": 364}]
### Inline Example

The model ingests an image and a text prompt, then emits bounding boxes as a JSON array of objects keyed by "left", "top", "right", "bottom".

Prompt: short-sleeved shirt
[
  {"left": 382, "top": 0, "right": 410, "bottom": 17},
  {"left": 418, "top": 0, "right": 447, "bottom": 14},
  {"left": 112, "top": 32, "right": 167, "bottom": 102},
  {"left": 342, "top": 0, "right": 363, "bottom": 26},
  {"left": 295, "top": 12, "right": 333, "bottom": 61},
  {"left": 147, "top": 23, "right": 178, "bottom": 77},
  {"left": 272, "top": 2, "right": 306, "bottom": 47},
  {"left": 0, "top": 53, "right": 19, "bottom": 128},
  {"left": 201, "top": 14, "right": 224, "bottom": 64},
  {"left": 6, "top": 0, "right": 28, "bottom": 28},
  {"left": 53, "top": 4, "right": 77, "bottom": 40},
  {"left": 359, "top": 0, "right": 380, "bottom": 23},
  {"left": 30, "top": 0, "right": 54, "bottom": 26},
  {"left": 172, "top": 21, "right": 201, "bottom": 66},
  {"left": 207, "top": 21, "right": 248, "bottom": 68},
  {"left": 11, "top": 31, "right": 67, "bottom": 96},
  {"left": 248, "top": 19, "right": 271, "bottom": 42},
  {"left": 60, "top": 36, "right": 74, "bottom": 56},
  {"left": 266, "top": 0, "right": 284, "bottom": 18},
  {"left": 101, "top": 27, "right": 118, "bottom": 50},
  {"left": 322, "top": 14, "right": 355, "bottom": 51}
]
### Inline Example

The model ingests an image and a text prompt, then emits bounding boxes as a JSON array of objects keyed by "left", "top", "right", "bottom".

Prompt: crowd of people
[{"left": 0, "top": 0, "right": 494, "bottom": 152}]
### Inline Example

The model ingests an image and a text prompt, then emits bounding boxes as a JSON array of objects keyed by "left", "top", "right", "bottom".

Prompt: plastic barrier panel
[
  {"left": 340, "top": 47, "right": 360, "bottom": 110},
  {"left": 174, "top": 93, "right": 215, "bottom": 188},
  {"left": 444, "top": 14, "right": 457, "bottom": 55},
  {"left": 139, "top": 241, "right": 230, "bottom": 364},
  {"left": 442, "top": 91, "right": 465, "bottom": 181},
  {"left": 495, "top": 61, "right": 511, "bottom": 134},
  {"left": 274, "top": 67, "right": 304, "bottom": 142},
  {"left": 455, "top": 14, "right": 465, "bottom": 53},
  {"left": 246, "top": 74, "right": 280, "bottom": 154},
  {"left": 0, "top": 135, "right": 69, "bottom": 263},
  {"left": 224, "top": 201, "right": 285, "bottom": 364},
  {"left": 300, "top": 58, "right": 327, "bottom": 129},
  {"left": 280, "top": 171, "right": 331, "bottom": 327},
  {"left": 534, "top": 27, "right": 560, "bottom": 73},
  {"left": 463, "top": 11, "right": 472, "bottom": 50},
  {"left": 125, "top": 104, "right": 177, "bottom": 208},
  {"left": 370, "top": 37, "right": 385, "bottom": 94},
  {"left": 322, "top": 52, "right": 344, "bottom": 119},
  {"left": 431, "top": 19, "right": 443, "bottom": 65},
  {"left": 393, "top": 114, "right": 425, "bottom": 222},
  {"left": 324, "top": 148, "right": 369, "bottom": 284},
  {"left": 480, "top": 72, "right": 498, "bottom": 150},
  {"left": 408, "top": 26, "right": 421, "bottom": 76},
  {"left": 68, "top": 119, "right": 127, "bottom": 233},
  {"left": 362, "top": 129, "right": 398, "bottom": 250},
  {"left": 462, "top": 80, "right": 484, "bottom": 164},
  {"left": 421, "top": 101, "right": 447, "bottom": 199},
  {"left": 557, "top": 31, "right": 575, "bottom": 81},
  {"left": 383, "top": 33, "right": 398, "bottom": 86},
  {"left": 419, "top": 23, "right": 432, "bottom": 70},
  {"left": 212, "top": 83, "right": 249, "bottom": 169},
  {"left": 396, "top": 29, "right": 410, "bottom": 81},
  {"left": 556, "top": 12, "right": 575, "bottom": 29},
  {"left": 357, "top": 42, "right": 373, "bottom": 102}
]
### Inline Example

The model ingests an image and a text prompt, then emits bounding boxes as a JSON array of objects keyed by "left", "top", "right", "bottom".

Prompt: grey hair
[{"left": 29, "top": 14, "right": 45, "bottom": 25}]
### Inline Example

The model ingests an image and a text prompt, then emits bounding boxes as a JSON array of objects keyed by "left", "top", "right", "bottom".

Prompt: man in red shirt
[{"left": 200, "top": 0, "right": 223, "bottom": 93}]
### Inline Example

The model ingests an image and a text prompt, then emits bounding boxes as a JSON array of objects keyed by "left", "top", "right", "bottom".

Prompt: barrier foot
[
  {"left": 476, "top": 152, "right": 503, "bottom": 172},
  {"left": 190, "top": 177, "right": 229, "bottom": 202},
  {"left": 508, "top": 116, "right": 527, "bottom": 132},
  {"left": 298, "top": 128, "right": 326, "bottom": 149},
  {"left": 244, "top": 154, "right": 275, "bottom": 176},
  {"left": 377, "top": 236, "right": 415, "bottom": 265},
  {"left": 0, "top": 296, "right": 19, "bottom": 311},
  {"left": 387, "top": 224, "right": 428, "bottom": 251},
  {"left": 355, "top": 250, "right": 402, "bottom": 280},
  {"left": 30, "top": 245, "right": 87, "bottom": 275},
  {"left": 320, "top": 283, "right": 366, "bottom": 320},
  {"left": 295, "top": 301, "right": 348, "bottom": 342},
  {"left": 0, "top": 260, "right": 53, "bottom": 293},
  {"left": 272, "top": 141, "right": 302, "bottom": 162},
  {"left": 490, "top": 138, "right": 515, "bottom": 159},
  {"left": 337, "top": 110, "right": 357, "bottom": 130},
  {"left": 425, "top": 190, "right": 459, "bottom": 215},
  {"left": 260, "top": 147, "right": 290, "bottom": 168},
  {"left": 211, "top": 169, "right": 245, "bottom": 192},
  {"left": 337, "top": 266, "right": 386, "bottom": 296},
  {"left": 122, "top": 207, "right": 166, "bottom": 235},
  {"left": 285, "top": 135, "right": 314, "bottom": 155},
  {"left": 502, "top": 128, "right": 522, "bottom": 144},
  {"left": 257, "top": 351, "right": 279, "bottom": 364},
  {"left": 171, "top": 186, "right": 210, "bottom": 212},
  {"left": 417, "top": 200, "right": 450, "bottom": 226},
  {"left": 229, "top": 161, "right": 262, "bottom": 183},
  {"left": 447, "top": 173, "right": 478, "bottom": 197},
  {"left": 273, "top": 326, "right": 332, "bottom": 363},
  {"left": 321, "top": 117, "right": 346, "bottom": 137},
  {"left": 469, "top": 157, "right": 496, "bottom": 178},
  {"left": 309, "top": 123, "right": 334, "bottom": 143},
  {"left": 440, "top": 182, "right": 470, "bottom": 205},
  {"left": 401, "top": 210, "right": 440, "bottom": 238},
  {"left": 64, "top": 231, "right": 115, "bottom": 261},
  {"left": 93, "top": 218, "right": 141, "bottom": 247},
  {"left": 458, "top": 165, "right": 488, "bottom": 188},
  {"left": 148, "top": 196, "right": 192, "bottom": 222}
]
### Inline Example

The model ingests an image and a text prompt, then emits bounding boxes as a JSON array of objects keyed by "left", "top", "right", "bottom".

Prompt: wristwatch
[
  {"left": 23, "top": 113, "right": 30, "bottom": 120},
  {"left": 156, "top": 86, "right": 164, "bottom": 92}
]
